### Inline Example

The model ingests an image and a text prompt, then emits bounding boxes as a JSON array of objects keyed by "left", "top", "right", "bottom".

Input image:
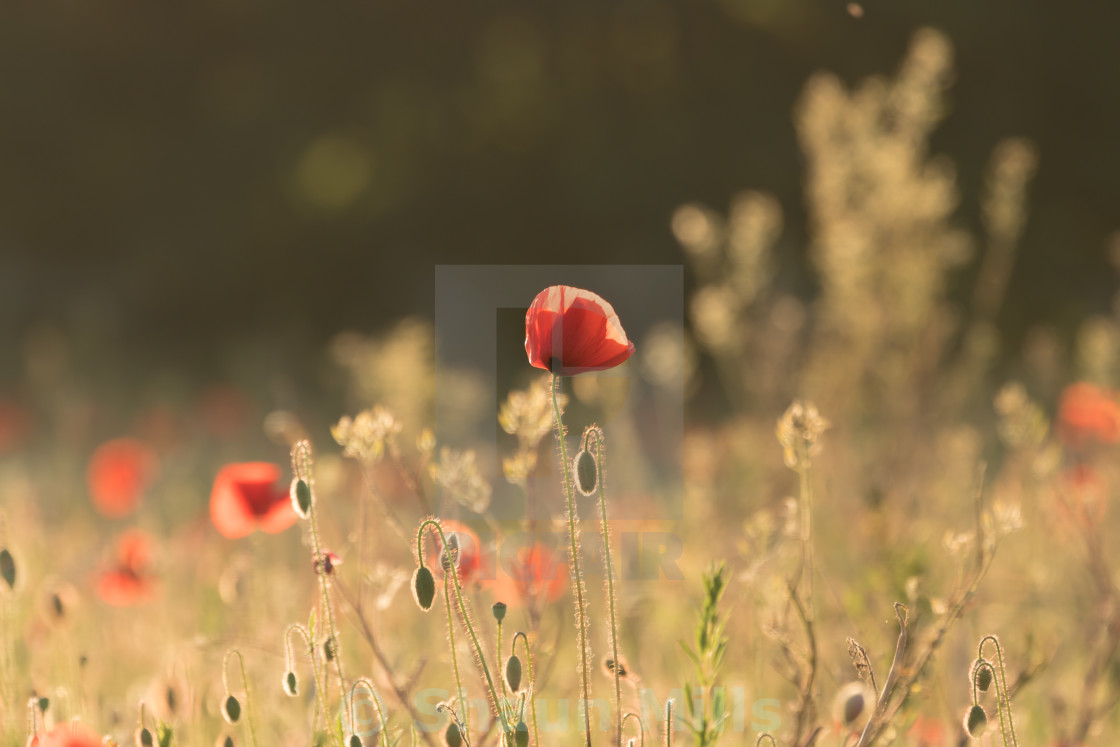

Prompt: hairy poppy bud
[
  {"left": 138, "top": 727, "right": 154, "bottom": 747},
  {"left": 283, "top": 671, "right": 298, "bottom": 696},
  {"left": 964, "top": 704, "right": 987, "bottom": 738},
  {"left": 0, "top": 548, "right": 15, "bottom": 590},
  {"left": 444, "top": 721, "right": 462, "bottom": 747},
  {"left": 514, "top": 721, "right": 529, "bottom": 747},
  {"left": 222, "top": 737, "right": 234, "bottom": 747},
  {"left": 323, "top": 636, "right": 337, "bottom": 661},
  {"left": 412, "top": 566, "right": 436, "bottom": 611},
  {"left": 505, "top": 655, "right": 523, "bottom": 693},
  {"left": 349, "top": 735, "right": 362, "bottom": 747},
  {"left": 37, "top": 697, "right": 48, "bottom": 713},
  {"left": 222, "top": 695, "right": 241, "bottom": 724},
  {"left": 973, "top": 661, "right": 993, "bottom": 692},
  {"left": 491, "top": 602, "right": 507, "bottom": 622},
  {"left": 574, "top": 450, "right": 598, "bottom": 496},
  {"left": 291, "top": 478, "right": 312, "bottom": 519}
]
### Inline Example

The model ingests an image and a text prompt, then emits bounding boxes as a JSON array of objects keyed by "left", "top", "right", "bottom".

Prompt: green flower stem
[
  {"left": 415, "top": 520, "right": 505, "bottom": 736},
  {"left": 294, "top": 441, "right": 350, "bottom": 744},
  {"left": 286, "top": 624, "right": 332, "bottom": 738},
  {"left": 443, "top": 565, "right": 468, "bottom": 733},
  {"left": 349, "top": 679, "right": 390, "bottom": 747},
  {"left": 621, "top": 712, "right": 644, "bottom": 747},
  {"left": 978, "top": 636, "right": 1019, "bottom": 747},
  {"left": 550, "top": 373, "right": 594, "bottom": 746},
  {"left": 512, "top": 632, "right": 541, "bottom": 746},
  {"left": 223, "top": 649, "right": 259, "bottom": 747},
  {"left": 585, "top": 427, "right": 622, "bottom": 747}
]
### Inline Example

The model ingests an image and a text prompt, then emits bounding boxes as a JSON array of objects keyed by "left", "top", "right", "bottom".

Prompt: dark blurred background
[{"left": 1, "top": 0, "right": 1118, "bottom": 384}]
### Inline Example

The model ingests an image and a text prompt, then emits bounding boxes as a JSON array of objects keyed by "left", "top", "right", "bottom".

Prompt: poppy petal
[
  {"left": 258, "top": 496, "right": 299, "bottom": 534},
  {"left": 525, "top": 286, "right": 634, "bottom": 374},
  {"left": 87, "top": 438, "right": 159, "bottom": 518}
]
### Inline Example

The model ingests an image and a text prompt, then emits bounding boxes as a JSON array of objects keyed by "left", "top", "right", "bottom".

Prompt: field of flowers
[{"left": 4, "top": 27, "right": 1120, "bottom": 747}]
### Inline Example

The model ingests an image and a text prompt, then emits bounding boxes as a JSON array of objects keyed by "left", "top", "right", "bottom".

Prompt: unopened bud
[
  {"left": 349, "top": 735, "right": 362, "bottom": 747},
  {"left": 973, "top": 661, "right": 993, "bottom": 692},
  {"left": 965, "top": 704, "right": 987, "bottom": 738},
  {"left": 283, "top": 671, "right": 298, "bottom": 696},
  {"left": 574, "top": 450, "right": 598, "bottom": 497},
  {"left": 444, "top": 721, "right": 462, "bottom": 747},
  {"left": 505, "top": 655, "right": 523, "bottom": 693},
  {"left": 323, "top": 636, "right": 337, "bottom": 661},
  {"left": 291, "top": 478, "right": 313, "bottom": 519},
  {"left": 222, "top": 695, "right": 241, "bottom": 724},
  {"left": 514, "top": 721, "right": 528, "bottom": 747},
  {"left": 138, "top": 727, "right": 153, "bottom": 747},
  {"left": 0, "top": 548, "right": 15, "bottom": 590},
  {"left": 412, "top": 566, "right": 436, "bottom": 611},
  {"left": 842, "top": 691, "right": 865, "bottom": 725}
]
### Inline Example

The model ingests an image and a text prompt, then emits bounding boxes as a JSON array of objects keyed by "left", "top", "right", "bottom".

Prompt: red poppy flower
[
  {"left": 87, "top": 438, "right": 160, "bottom": 518},
  {"left": 906, "top": 716, "right": 947, "bottom": 747},
  {"left": 491, "top": 541, "right": 568, "bottom": 607},
  {"left": 525, "top": 286, "right": 635, "bottom": 375},
  {"left": 37, "top": 723, "right": 101, "bottom": 747},
  {"left": 425, "top": 520, "right": 482, "bottom": 585},
  {"left": 210, "top": 462, "right": 297, "bottom": 539},
  {"left": 97, "top": 529, "right": 156, "bottom": 606},
  {"left": 1057, "top": 382, "right": 1120, "bottom": 448}
]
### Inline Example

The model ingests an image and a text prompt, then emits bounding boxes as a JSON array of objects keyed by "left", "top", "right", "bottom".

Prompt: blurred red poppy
[
  {"left": 525, "top": 286, "right": 635, "bottom": 375},
  {"left": 491, "top": 541, "right": 568, "bottom": 607},
  {"left": 906, "top": 716, "right": 947, "bottom": 747},
  {"left": 97, "top": 529, "right": 156, "bottom": 606},
  {"left": 1058, "top": 382, "right": 1120, "bottom": 448},
  {"left": 210, "top": 462, "right": 297, "bottom": 539},
  {"left": 37, "top": 723, "right": 101, "bottom": 747},
  {"left": 0, "top": 398, "right": 32, "bottom": 453},
  {"left": 87, "top": 438, "right": 160, "bottom": 518},
  {"left": 425, "top": 520, "right": 482, "bottom": 585}
]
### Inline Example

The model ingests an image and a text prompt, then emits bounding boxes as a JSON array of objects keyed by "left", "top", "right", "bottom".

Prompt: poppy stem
[
  {"left": 286, "top": 624, "right": 333, "bottom": 739},
  {"left": 292, "top": 440, "right": 350, "bottom": 746},
  {"left": 443, "top": 563, "right": 469, "bottom": 733},
  {"left": 222, "top": 648, "right": 259, "bottom": 747},
  {"left": 978, "top": 635, "right": 1019, "bottom": 747},
  {"left": 583, "top": 426, "right": 623, "bottom": 747},
  {"left": 621, "top": 712, "right": 644, "bottom": 747},
  {"left": 415, "top": 520, "right": 505, "bottom": 737},
  {"left": 511, "top": 632, "right": 541, "bottom": 746},
  {"left": 349, "top": 678, "right": 390, "bottom": 747},
  {"left": 549, "top": 373, "right": 594, "bottom": 747}
]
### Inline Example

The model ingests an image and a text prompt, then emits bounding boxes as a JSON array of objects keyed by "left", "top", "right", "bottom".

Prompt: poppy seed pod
[
  {"left": 412, "top": 566, "right": 436, "bottom": 611},
  {"left": 964, "top": 704, "right": 987, "bottom": 738},
  {"left": 505, "top": 654, "right": 523, "bottom": 692},
  {"left": 492, "top": 602, "right": 507, "bottom": 622},
  {"left": 222, "top": 695, "right": 241, "bottom": 724}
]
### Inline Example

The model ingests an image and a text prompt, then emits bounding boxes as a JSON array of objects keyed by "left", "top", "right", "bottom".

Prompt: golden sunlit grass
[{"left": 3, "top": 26, "right": 1120, "bottom": 747}]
